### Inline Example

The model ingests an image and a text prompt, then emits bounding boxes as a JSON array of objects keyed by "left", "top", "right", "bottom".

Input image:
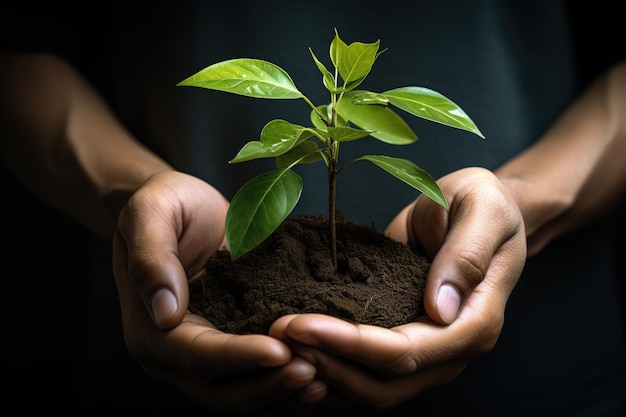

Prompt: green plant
[{"left": 178, "top": 29, "right": 484, "bottom": 268}]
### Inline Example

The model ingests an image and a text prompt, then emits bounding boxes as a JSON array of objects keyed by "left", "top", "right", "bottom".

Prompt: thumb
[
  {"left": 412, "top": 169, "right": 524, "bottom": 325},
  {"left": 432, "top": 282, "right": 463, "bottom": 325},
  {"left": 424, "top": 235, "right": 484, "bottom": 325},
  {"left": 113, "top": 226, "right": 189, "bottom": 330},
  {"left": 420, "top": 194, "right": 497, "bottom": 325}
]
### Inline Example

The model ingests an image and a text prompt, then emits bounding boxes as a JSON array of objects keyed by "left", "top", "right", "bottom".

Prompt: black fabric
[{"left": 2, "top": 1, "right": 624, "bottom": 415}]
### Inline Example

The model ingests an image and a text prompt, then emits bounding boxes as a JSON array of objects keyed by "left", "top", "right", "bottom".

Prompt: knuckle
[{"left": 454, "top": 243, "right": 489, "bottom": 287}]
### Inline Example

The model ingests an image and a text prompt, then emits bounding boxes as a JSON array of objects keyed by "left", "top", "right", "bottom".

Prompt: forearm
[
  {"left": 0, "top": 53, "right": 173, "bottom": 239},
  {"left": 496, "top": 61, "right": 626, "bottom": 255}
]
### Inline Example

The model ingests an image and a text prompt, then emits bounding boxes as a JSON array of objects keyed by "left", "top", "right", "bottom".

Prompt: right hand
[
  {"left": 112, "top": 171, "right": 326, "bottom": 415},
  {"left": 269, "top": 167, "right": 526, "bottom": 412}
]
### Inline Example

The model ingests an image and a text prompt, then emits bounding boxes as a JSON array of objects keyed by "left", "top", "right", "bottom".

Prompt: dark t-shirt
[{"left": 2, "top": 1, "right": 624, "bottom": 415}]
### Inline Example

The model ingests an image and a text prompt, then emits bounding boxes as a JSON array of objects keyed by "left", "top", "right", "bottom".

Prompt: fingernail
[
  {"left": 150, "top": 288, "right": 178, "bottom": 327},
  {"left": 437, "top": 284, "right": 461, "bottom": 324},
  {"left": 299, "top": 380, "right": 328, "bottom": 403}
]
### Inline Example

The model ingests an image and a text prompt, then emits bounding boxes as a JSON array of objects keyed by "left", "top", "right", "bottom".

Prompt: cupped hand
[
  {"left": 112, "top": 171, "right": 326, "bottom": 415},
  {"left": 269, "top": 167, "right": 527, "bottom": 412}
]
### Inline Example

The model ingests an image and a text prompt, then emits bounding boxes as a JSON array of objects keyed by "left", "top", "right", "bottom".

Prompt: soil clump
[{"left": 189, "top": 214, "right": 429, "bottom": 334}]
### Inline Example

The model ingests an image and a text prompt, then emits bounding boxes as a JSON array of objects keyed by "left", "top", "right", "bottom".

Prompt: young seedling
[{"left": 178, "top": 29, "right": 484, "bottom": 269}]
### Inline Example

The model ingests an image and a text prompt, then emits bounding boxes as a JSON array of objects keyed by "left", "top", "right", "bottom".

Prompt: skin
[
  {"left": 0, "top": 54, "right": 323, "bottom": 416},
  {"left": 270, "top": 60, "right": 626, "bottom": 411},
  {"left": 1, "top": 52, "right": 625, "bottom": 414},
  {"left": 270, "top": 167, "right": 526, "bottom": 411}
]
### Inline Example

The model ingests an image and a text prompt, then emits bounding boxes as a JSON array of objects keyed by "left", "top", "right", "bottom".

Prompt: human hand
[
  {"left": 112, "top": 171, "right": 326, "bottom": 415},
  {"left": 269, "top": 167, "right": 526, "bottom": 412}
]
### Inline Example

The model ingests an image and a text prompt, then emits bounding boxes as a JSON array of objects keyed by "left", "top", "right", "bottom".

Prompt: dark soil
[{"left": 189, "top": 214, "right": 429, "bottom": 334}]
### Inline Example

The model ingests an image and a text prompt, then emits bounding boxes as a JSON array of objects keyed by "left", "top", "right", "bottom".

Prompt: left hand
[
  {"left": 112, "top": 171, "right": 326, "bottom": 415},
  {"left": 269, "top": 167, "right": 527, "bottom": 412}
]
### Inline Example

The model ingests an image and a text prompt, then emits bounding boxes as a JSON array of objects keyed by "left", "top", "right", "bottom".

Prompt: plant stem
[
  {"left": 327, "top": 91, "right": 340, "bottom": 272},
  {"left": 328, "top": 151, "right": 338, "bottom": 272}
]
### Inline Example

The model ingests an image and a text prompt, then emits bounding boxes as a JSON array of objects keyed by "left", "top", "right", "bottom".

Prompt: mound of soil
[{"left": 189, "top": 214, "right": 429, "bottom": 334}]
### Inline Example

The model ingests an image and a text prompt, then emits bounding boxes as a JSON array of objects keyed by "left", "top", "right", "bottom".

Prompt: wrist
[{"left": 496, "top": 172, "right": 573, "bottom": 255}]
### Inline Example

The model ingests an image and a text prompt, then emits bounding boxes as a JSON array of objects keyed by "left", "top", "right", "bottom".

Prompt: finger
[
  {"left": 271, "top": 314, "right": 410, "bottom": 369},
  {"left": 118, "top": 298, "right": 317, "bottom": 414},
  {"left": 248, "top": 378, "right": 328, "bottom": 417},
  {"left": 271, "top": 314, "right": 433, "bottom": 377},
  {"left": 168, "top": 321, "right": 295, "bottom": 374},
  {"left": 149, "top": 356, "right": 322, "bottom": 415},
  {"left": 114, "top": 232, "right": 296, "bottom": 376},
  {"left": 114, "top": 230, "right": 191, "bottom": 333},
  {"left": 272, "top": 313, "right": 490, "bottom": 377},
  {"left": 291, "top": 343, "right": 465, "bottom": 412},
  {"left": 116, "top": 236, "right": 191, "bottom": 332},
  {"left": 116, "top": 275, "right": 294, "bottom": 376},
  {"left": 414, "top": 169, "right": 525, "bottom": 324},
  {"left": 115, "top": 172, "right": 229, "bottom": 329}
]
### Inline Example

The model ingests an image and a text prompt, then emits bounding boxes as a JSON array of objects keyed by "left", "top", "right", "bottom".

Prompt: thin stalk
[
  {"left": 328, "top": 89, "right": 340, "bottom": 272},
  {"left": 328, "top": 147, "right": 338, "bottom": 271}
]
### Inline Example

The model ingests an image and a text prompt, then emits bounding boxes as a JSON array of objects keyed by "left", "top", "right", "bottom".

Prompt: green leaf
[
  {"left": 342, "top": 75, "right": 369, "bottom": 93},
  {"left": 382, "top": 87, "right": 485, "bottom": 138},
  {"left": 177, "top": 58, "right": 303, "bottom": 99},
  {"left": 327, "top": 126, "right": 371, "bottom": 142},
  {"left": 336, "top": 91, "right": 417, "bottom": 144},
  {"left": 226, "top": 168, "right": 303, "bottom": 259},
  {"left": 329, "top": 29, "right": 348, "bottom": 70},
  {"left": 309, "top": 48, "right": 336, "bottom": 93},
  {"left": 330, "top": 30, "right": 380, "bottom": 88},
  {"left": 337, "top": 40, "right": 379, "bottom": 85},
  {"left": 310, "top": 104, "right": 330, "bottom": 130},
  {"left": 229, "top": 120, "right": 315, "bottom": 163},
  {"left": 357, "top": 155, "right": 448, "bottom": 209},
  {"left": 276, "top": 140, "right": 323, "bottom": 167},
  {"left": 310, "top": 104, "right": 348, "bottom": 130},
  {"left": 350, "top": 91, "right": 389, "bottom": 105}
]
